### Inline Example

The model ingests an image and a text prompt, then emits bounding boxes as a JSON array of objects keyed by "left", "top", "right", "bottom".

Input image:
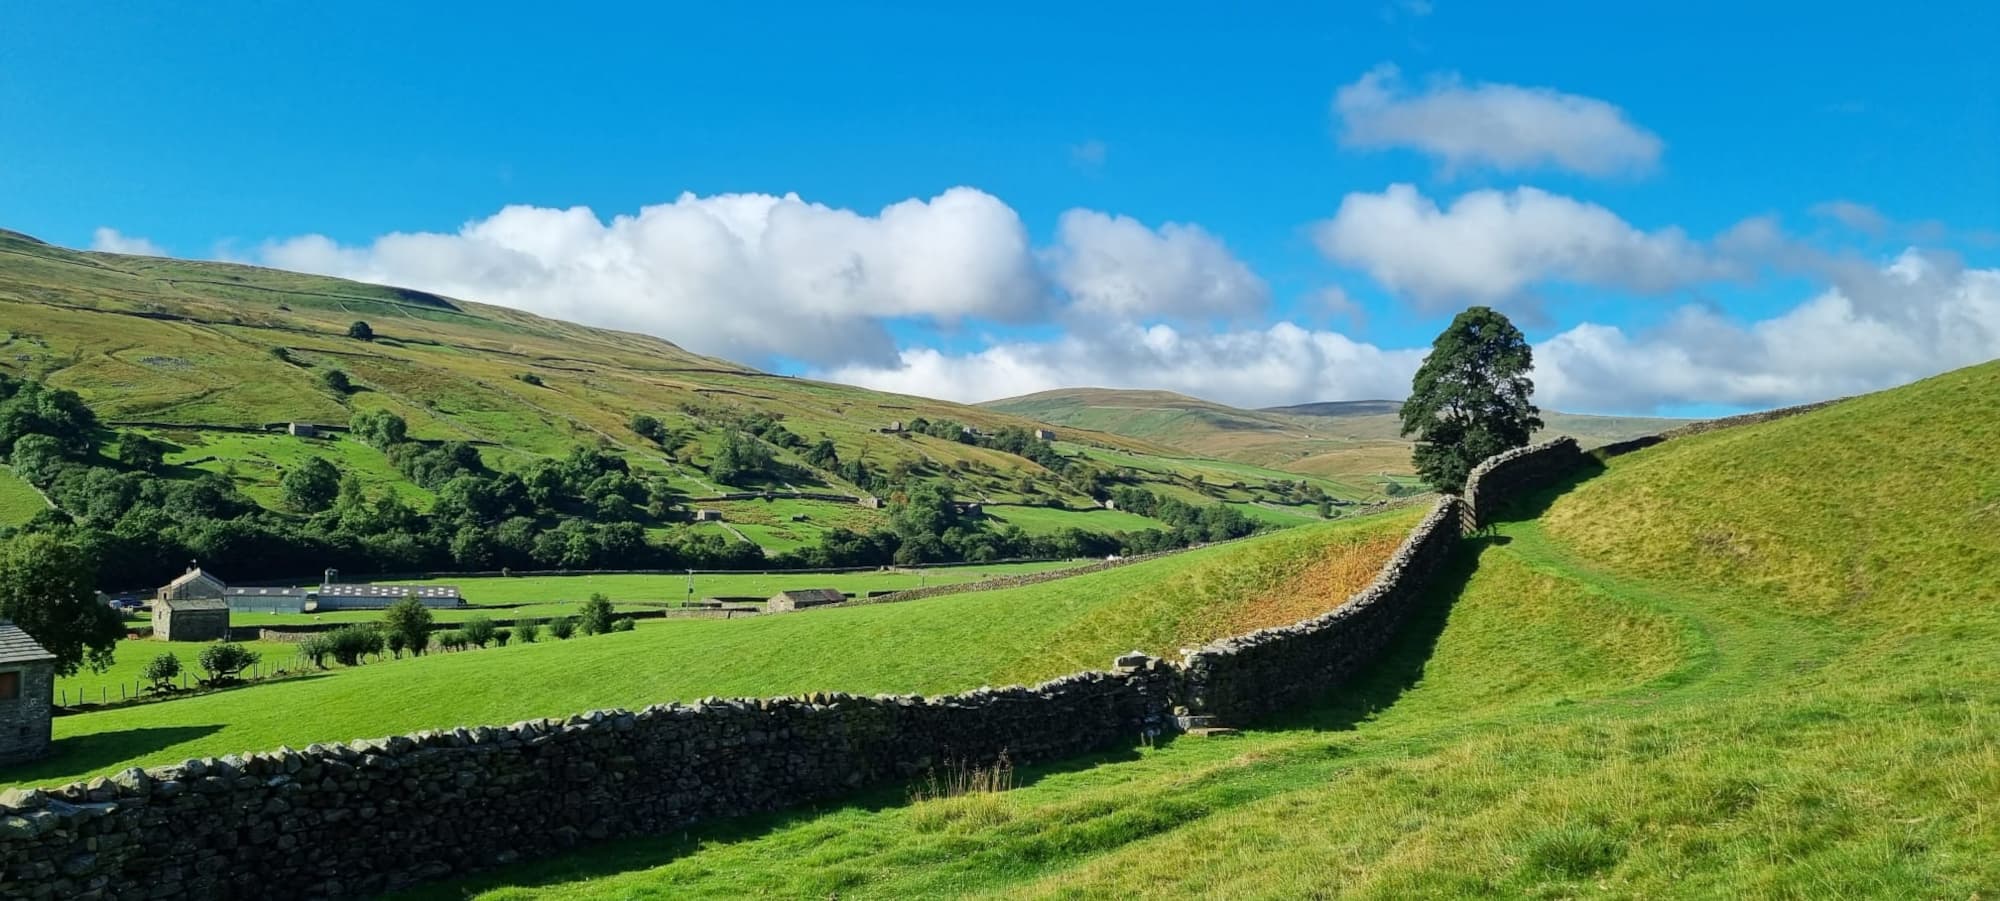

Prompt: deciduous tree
[
  {"left": 0, "top": 533, "right": 121, "bottom": 676},
  {"left": 1399, "top": 306, "right": 1543, "bottom": 493}
]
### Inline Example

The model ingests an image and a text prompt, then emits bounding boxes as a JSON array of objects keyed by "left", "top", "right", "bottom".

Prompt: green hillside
[
  {"left": 437, "top": 361, "right": 2000, "bottom": 898},
  {"left": 984, "top": 387, "right": 1684, "bottom": 486},
  {"left": 0, "top": 230, "right": 1366, "bottom": 583}
]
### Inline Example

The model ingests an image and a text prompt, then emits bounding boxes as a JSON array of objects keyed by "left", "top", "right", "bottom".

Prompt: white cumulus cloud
[
  {"left": 1314, "top": 183, "right": 1731, "bottom": 310},
  {"left": 1335, "top": 64, "right": 1663, "bottom": 177},
  {"left": 260, "top": 188, "right": 1046, "bottom": 368},
  {"left": 1048, "top": 210, "right": 1269, "bottom": 320},
  {"left": 255, "top": 190, "right": 1273, "bottom": 369},
  {"left": 90, "top": 227, "right": 166, "bottom": 256}
]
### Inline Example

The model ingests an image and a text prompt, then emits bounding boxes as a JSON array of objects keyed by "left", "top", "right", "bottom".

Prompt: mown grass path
[{"left": 428, "top": 485, "right": 1997, "bottom": 899}]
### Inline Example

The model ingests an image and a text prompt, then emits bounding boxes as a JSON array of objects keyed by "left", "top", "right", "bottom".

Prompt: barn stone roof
[
  {"left": 0, "top": 621, "right": 57, "bottom": 666},
  {"left": 159, "top": 597, "right": 230, "bottom": 612},
  {"left": 163, "top": 568, "right": 225, "bottom": 592}
]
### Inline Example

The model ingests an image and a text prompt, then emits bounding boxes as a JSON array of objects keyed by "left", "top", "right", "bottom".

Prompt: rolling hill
[
  {"left": 984, "top": 387, "right": 1686, "bottom": 486},
  {"left": 435, "top": 360, "right": 2000, "bottom": 897},
  {"left": 0, "top": 229, "right": 1384, "bottom": 569}
]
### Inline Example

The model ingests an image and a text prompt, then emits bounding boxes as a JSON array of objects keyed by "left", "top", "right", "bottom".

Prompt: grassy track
[
  {"left": 422, "top": 361, "right": 2000, "bottom": 898},
  {"left": 2, "top": 512, "right": 1414, "bottom": 787},
  {"left": 430, "top": 515, "right": 1995, "bottom": 899}
]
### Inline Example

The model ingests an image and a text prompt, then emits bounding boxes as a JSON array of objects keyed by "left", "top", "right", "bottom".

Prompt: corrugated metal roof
[
  {"left": 0, "top": 622, "right": 56, "bottom": 666},
  {"left": 160, "top": 597, "right": 230, "bottom": 611},
  {"left": 223, "top": 586, "right": 311, "bottom": 598},
  {"left": 319, "top": 584, "right": 461, "bottom": 599},
  {"left": 772, "top": 588, "right": 845, "bottom": 603}
]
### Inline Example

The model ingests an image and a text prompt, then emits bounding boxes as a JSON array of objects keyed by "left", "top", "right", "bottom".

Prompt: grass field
[
  {"left": 155, "top": 429, "right": 435, "bottom": 510},
  {"left": 1228, "top": 501, "right": 1326, "bottom": 528},
  {"left": 2, "top": 511, "right": 1414, "bottom": 787},
  {"left": 54, "top": 637, "right": 306, "bottom": 706},
  {"left": 977, "top": 504, "right": 1167, "bottom": 536},
  {"left": 416, "top": 361, "right": 2000, "bottom": 898},
  {"left": 0, "top": 464, "right": 47, "bottom": 524},
  {"left": 403, "top": 561, "right": 1088, "bottom": 605}
]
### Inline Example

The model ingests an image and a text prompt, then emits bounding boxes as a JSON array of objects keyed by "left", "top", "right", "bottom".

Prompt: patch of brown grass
[{"left": 1219, "top": 532, "right": 1405, "bottom": 635}]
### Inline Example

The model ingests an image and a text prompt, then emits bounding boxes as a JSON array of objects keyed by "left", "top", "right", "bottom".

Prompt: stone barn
[
  {"left": 154, "top": 597, "right": 231, "bottom": 641},
  {"left": 766, "top": 588, "right": 846, "bottom": 613},
  {"left": 0, "top": 621, "right": 56, "bottom": 765}
]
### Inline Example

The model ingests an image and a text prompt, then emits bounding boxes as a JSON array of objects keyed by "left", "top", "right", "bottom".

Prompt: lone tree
[
  {"left": 0, "top": 533, "right": 122, "bottom": 676},
  {"left": 196, "top": 642, "right": 259, "bottom": 685},
  {"left": 347, "top": 320, "right": 374, "bottom": 341},
  {"left": 381, "top": 594, "right": 435, "bottom": 656},
  {"left": 1400, "top": 306, "right": 1543, "bottom": 493}
]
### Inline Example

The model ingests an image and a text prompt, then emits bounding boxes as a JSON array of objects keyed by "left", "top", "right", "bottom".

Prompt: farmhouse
[
  {"left": 154, "top": 596, "right": 231, "bottom": 641},
  {"left": 287, "top": 422, "right": 321, "bottom": 437},
  {"left": 1034, "top": 428, "right": 1056, "bottom": 441},
  {"left": 766, "top": 588, "right": 845, "bottom": 613},
  {"left": 0, "top": 621, "right": 56, "bottom": 765},
  {"left": 692, "top": 509, "right": 723, "bottom": 522}
]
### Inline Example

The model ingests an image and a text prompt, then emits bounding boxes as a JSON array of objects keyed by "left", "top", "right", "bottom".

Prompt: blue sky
[{"left": 3, "top": 2, "right": 1997, "bottom": 415}]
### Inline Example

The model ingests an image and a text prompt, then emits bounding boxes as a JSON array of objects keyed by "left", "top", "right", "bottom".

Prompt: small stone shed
[
  {"left": 0, "top": 620, "right": 57, "bottom": 765},
  {"left": 154, "top": 596, "right": 231, "bottom": 641},
  {"left": 766, "top": 588, "right": 846, "bottom": 613}
]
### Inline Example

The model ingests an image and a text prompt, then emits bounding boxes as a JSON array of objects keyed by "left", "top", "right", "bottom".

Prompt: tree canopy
[
  {"left": 1399, "top": 306, "right": 1543, "bottom": 493},
  {"left": 0, "top": 532, "right": 122, "bottom": 676}
]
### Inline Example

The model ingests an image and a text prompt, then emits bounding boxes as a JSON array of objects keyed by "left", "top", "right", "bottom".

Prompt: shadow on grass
[
  {"left": 1261, "top": 462, "right": 1612, "bottom": 736},
  {"left": 397, "top": 738, "right": 1155, "bottom": 900},
  {"left": 1, "top": 724, "right": 226, "bottom": 788}
]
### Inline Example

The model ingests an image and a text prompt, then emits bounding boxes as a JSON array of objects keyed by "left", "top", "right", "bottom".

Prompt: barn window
[{"left": 0, "top": 671, "right": 18, "bottom": 701}]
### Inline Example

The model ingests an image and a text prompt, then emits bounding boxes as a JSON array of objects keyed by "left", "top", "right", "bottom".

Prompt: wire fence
[{"left": 57, "top": 653, "right": 306, "bottom": 709}]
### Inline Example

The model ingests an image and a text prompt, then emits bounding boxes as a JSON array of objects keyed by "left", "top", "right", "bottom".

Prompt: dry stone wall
[
  {"left": 1177, "top": 497, "right": 1462, "bottom": 719},
  {"left": 1, "top": 439, "right": 1653, "bottom": 899},
  {"left": 0, "top": 659, "right": 1175, "bottom": 900},
  {"left": 1459, "top": 437, "right": 1591, "bottom": 532}
]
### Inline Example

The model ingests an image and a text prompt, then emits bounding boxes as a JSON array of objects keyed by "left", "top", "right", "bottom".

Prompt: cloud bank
[{"left": 101, "top": 179, "right": 1994, "bottom": 418}]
